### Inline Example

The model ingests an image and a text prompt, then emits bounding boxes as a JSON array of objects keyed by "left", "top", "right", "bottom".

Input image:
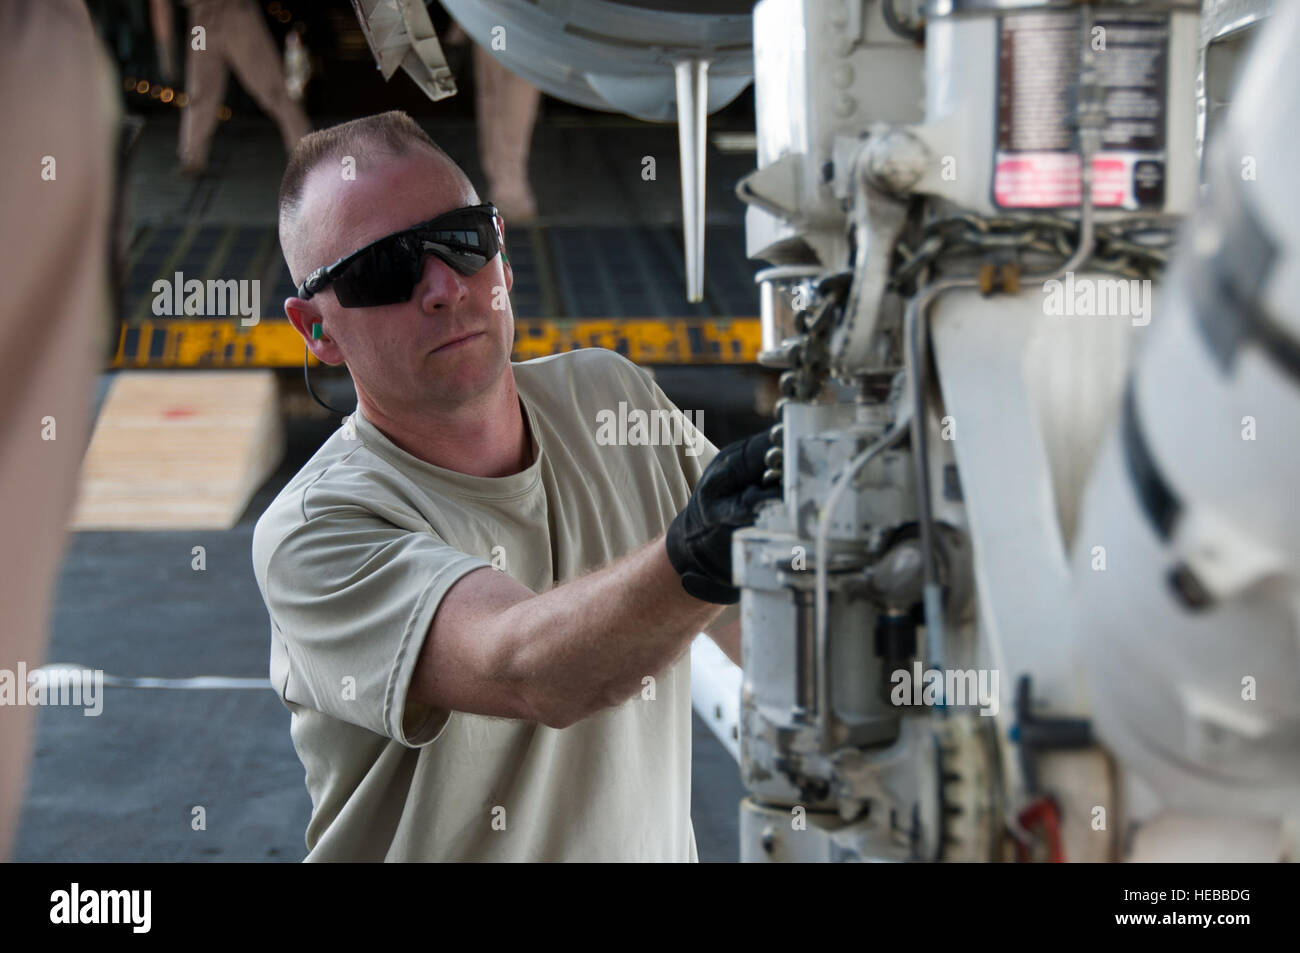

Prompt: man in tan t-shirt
[{"left": 252, "top": 111, "right": 772, "bottom": 861}]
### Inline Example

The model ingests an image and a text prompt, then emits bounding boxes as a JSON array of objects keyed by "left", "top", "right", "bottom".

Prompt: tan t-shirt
[{"left": 251, "top": 348, "right": 719, "bottom": 861}]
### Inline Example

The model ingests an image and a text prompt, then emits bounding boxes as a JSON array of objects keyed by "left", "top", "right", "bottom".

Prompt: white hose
[{"left": 813, "top": 416, "right": 910, "bottom": 749}]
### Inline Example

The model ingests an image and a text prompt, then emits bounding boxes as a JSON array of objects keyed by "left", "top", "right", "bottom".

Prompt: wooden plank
[{"left": 71, "top": 371, "right": 284, "bottom": 530}]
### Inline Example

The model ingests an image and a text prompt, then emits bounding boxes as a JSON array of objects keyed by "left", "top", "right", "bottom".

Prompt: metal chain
[
  {"left": 763, "top": 278, "right": 850, "bottom": 486},
  {"left": 891, "top": 213, "right": 1173, "bottom": 289}
]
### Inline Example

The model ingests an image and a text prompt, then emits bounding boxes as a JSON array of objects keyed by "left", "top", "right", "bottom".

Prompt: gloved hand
[{"left": 665, "top": 431, "right": 780, "bottom": 604}]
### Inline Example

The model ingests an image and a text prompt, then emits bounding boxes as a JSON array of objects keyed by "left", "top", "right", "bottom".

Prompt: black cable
[
  {"left": 303, "top": 344, "right": 351, "bottom": 416},
  {"left": 882, "top": 0, "right": 925, "bottom": 44}
]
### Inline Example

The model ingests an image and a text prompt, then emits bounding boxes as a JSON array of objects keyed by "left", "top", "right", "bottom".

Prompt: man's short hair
[{"left": 278, "top": 110, "right": 473, "bottom": 283}]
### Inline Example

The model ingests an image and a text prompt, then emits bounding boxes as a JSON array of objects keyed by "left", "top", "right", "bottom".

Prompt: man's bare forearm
[
  {"left": 705, "top": 606, "right": 742, "bottom": 667},
  {"left": 495, "top": 533, "right": 723, "bottom": 728}
]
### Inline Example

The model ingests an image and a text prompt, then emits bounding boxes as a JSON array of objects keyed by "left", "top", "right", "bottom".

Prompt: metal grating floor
[{"left": 124, "top": 222, "right": 760, "bottom": 325}]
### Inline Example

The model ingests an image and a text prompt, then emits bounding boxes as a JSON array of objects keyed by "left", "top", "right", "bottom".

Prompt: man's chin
[{"left": 421, "top": 343, "right": 510, "bottom": 399}]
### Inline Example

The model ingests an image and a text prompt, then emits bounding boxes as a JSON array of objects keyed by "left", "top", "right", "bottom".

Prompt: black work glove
[{"left": 665, "top": 432, "right": 781, "bottom": 604}]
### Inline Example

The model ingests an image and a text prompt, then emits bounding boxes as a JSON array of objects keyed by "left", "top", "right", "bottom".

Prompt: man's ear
[{"left": 284, "top": 296, "right": 344, "bottom": 366}]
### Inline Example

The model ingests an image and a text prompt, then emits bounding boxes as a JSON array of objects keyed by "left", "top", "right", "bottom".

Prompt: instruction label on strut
[{"left": 994, "top": 11, "right": 1168, "bottom": 210}]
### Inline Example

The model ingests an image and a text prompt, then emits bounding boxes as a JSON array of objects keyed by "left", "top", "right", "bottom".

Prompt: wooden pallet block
[{"left": 71, "top": 371, "right": 284, "bottom": 530}]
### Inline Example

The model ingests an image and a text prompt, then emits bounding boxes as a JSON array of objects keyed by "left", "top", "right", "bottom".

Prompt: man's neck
[{"left": 358, "top": 372, "right": 531, "bottom": 478}]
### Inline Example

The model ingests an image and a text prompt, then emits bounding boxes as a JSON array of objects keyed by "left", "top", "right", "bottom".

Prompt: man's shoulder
[
  {"left": 513, "top": 348, "right": 653, "bottom": 402},
  {"left": 250, "top": 427, "right": 405, "bottom": 576}
]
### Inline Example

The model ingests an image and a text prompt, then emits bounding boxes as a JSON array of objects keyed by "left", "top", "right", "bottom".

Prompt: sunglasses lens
[
  {"left": 332, "top": 234, "right": 422, "bottom": 308},
  {"left": 424, "top": 244, "right": 491, "bottom": 276},
  {"left": 418, "top": 209, "right": 499, "bottom": 275},
  {"left": 328, "top": 207, "right": 501, "bottom": 308}
]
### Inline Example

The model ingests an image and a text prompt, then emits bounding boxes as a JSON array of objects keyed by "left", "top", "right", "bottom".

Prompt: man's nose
[{"left": 415, "top": 252, "right": 469, "bottom": 312}]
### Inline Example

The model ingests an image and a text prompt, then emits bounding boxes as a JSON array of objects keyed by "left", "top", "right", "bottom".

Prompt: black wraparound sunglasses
[{"left": 297, "top": 203, "right": 503, "bottom": 308}]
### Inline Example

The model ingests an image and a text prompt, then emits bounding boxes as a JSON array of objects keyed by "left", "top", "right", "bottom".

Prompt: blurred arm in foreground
[{"left": 0, "top": 0, "right": 118, "bottom": 860}]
